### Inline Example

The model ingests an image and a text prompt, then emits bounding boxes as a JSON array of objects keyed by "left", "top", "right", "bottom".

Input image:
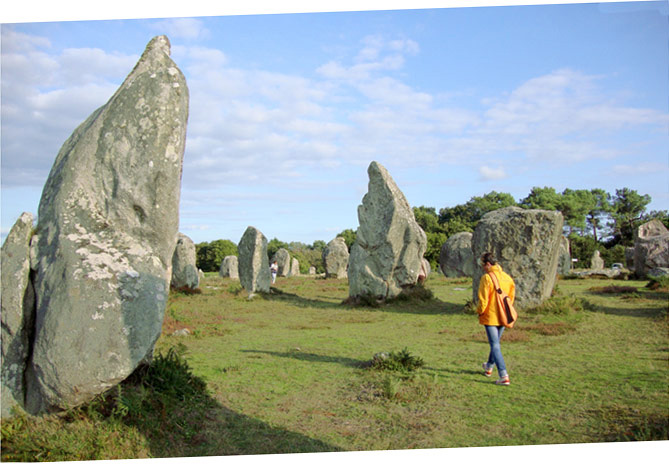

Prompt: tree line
[{"left": 195, "top": 186, "right": 667, "bottom": 273}]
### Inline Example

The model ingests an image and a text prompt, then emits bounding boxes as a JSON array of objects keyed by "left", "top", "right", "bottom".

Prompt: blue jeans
[{"left": 484, "top": 325, "right": 508, "bottom": 378}]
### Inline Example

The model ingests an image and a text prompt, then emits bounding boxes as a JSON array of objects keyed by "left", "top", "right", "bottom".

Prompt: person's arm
[{"left": 476, "top": 275, "right": 490, "bottom": 315}]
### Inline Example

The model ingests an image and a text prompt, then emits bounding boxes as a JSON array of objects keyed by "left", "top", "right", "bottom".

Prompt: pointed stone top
[{"left": 143, "top": 35, "right": 171, "bottom": 58}]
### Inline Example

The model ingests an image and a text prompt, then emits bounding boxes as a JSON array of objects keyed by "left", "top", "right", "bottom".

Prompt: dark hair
[{"left": 481, "top": 252, "right": 497, "bottom": 266}]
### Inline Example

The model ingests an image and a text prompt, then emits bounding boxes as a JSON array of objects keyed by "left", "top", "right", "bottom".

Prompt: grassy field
[{"left": 2, "top": 272, "right": 668, "bottom": 460}]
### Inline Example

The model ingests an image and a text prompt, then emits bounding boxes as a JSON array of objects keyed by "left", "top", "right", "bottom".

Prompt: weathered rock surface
[
  {"left": 238, "top": 226, "right": 270, "bottom": 294},
  {"left": 590, "top": 250, "right": 604, "bottom": 270},
  {"left": 25, "top": 35, "right": 188, "bottom": 414},
  {"left": 625, "top": 246, "right": 635, "bottom": 271},
  {"left": 557, "top": 235, "right": 571, "bottom": 276},
  {"left": 308, "top": 266, "right": 316, "bottom": 275},
  {"left": 1, "top": 213, "right": 36, "bottom": 417},
  {"left": 272, "top": 248, "right": 291, "bottom": 277},
  {"left": 288, "top": 257, "right": 300, "bottom": 276},
  {"left": 323, "top": 236, "right": 349, "bottom": 279},
  {"left": 439, "top": 232, "right": 474, "bottom": 278},
  {"left": 348, "top": 161, "right": 427, "bottom": 300},
  {"left": 219, "top": 255, "right": 239, "bottom": 279},
  {"left": 471, "top": 207, "right": 563, "bottom": 308},
  {"left": 634, "top": 219, "right": 669, "bottom": 278},
  {"left": 171, "top": 233, "right": 199, "bottom": 289}
]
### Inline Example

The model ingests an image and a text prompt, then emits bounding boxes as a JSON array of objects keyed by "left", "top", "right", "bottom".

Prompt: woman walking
[{"left": 476, "top": 252, "right": 516, "bottom": 386}]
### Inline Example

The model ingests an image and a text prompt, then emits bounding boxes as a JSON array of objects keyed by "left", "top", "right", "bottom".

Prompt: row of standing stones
[{"left": 3, "top": 35, "right": 667, "bottom": 420}]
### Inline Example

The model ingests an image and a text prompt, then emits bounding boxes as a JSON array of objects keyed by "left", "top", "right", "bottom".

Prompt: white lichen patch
[{"left": 167, "top": 67, "right": 178, "bottom": 76}]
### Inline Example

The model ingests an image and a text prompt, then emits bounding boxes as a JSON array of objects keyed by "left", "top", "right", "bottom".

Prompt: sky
[{"left": 1, "top": 1, "right": 668, "bottom": 248}]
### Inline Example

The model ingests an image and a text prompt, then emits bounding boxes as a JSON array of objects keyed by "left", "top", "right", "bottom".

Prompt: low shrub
[
  {"left": 526, "top": 294, "right": 587, "bottom": 315},
  {"left": 646, "top": 275, "right": 669, "bottom": 291},
  {"left": 588, "top": 285, "right": 638, "bottom": 294},
  {"left": 370, "top": 348, "right": 425, "bottom": 373}
]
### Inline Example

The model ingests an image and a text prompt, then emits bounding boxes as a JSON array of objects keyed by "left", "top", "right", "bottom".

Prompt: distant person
[
  {"left": 270, "top": 260, "right": 278, "bottom": 284},
  {"left": 417, "top": 259, "right": 429, "bottom": 284},
  {"left": 476, "top": 252, "right": 515, "bottom": 386}
]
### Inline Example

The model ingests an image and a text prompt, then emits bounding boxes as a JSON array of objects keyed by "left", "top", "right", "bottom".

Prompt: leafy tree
[
  {"left": 439, "top": 191, "right": 516, "bottom": 233},
  {"left": 424, "top": 231, "right": 447, "bottom": 270},
  {"left": 519, "top": 186, "right": 562, "bottom": 211},
  {"left": 267, "top": 238, "right": 289, "bottom": 260},
  {"left": 585, "top": 188, "right": 612, "bottom": 243},
  {"left": 195, "top": 239, "right": 237, "bottom": 272},
  {"left": 610, "top": 188, "right": 651, "bottom": 246},
  {"left": 560, "top": 188, "right": 592, "bottom": 234},
  {"left": 311, "top": 240, "right": 327, "bottom": 252},
  {"left": 567, "top": 234, "right": 598, "bottom": 269},
  {"left": 413, "top": 206, "right": 442, "bottom": 234}
]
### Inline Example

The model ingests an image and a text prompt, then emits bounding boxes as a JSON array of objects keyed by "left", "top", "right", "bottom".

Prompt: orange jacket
[{"left": 476, "top": 264, "right": 516, "bottom": 326}]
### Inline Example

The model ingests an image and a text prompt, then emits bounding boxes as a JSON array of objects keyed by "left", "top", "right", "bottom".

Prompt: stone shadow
[
  {"left": 109, "top": 351, "right": 341, "bottom": 459},
  {"left": 266, "top": 287, "right": 467, "bottom": 316},
  {"left": 241, "top": 349, "right": 364, "bottom": 368}
]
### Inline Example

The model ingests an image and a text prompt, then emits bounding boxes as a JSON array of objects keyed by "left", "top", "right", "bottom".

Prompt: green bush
[
  {"left": 526, "top": 294, "right": 587, "bottom": 315},
  {"left": 371, "top": 348, "right": 425, "bottom": 373}
]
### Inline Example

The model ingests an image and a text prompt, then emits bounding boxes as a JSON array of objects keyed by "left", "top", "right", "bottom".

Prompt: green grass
[{"left": 2, "top": 273, "right": 668, "bottom": 459}]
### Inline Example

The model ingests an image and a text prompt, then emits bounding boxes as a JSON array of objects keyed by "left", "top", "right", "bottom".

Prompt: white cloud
[
  {"left": 151, "top": 18, "right": 210, "bottom": 41},
  {"left": 478, "top": 166, "right": 507, "bottom": 181}
]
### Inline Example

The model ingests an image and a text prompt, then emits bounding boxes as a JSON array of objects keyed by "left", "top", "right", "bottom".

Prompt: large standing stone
[
  {"left": 323, "top": 236, "right": 349, "bottom": 279},
  {"left": 288, "top": 257, "right": 300, "bottom": 276},
  {"left": 26, "top": 35, "right": 188, "bottom": 414},
  {"left": 590, "top": 250, "right": 604, "bottom": 270},
  {"left": 634, "top": 219, "right": 669, "bottom": 278},
  {"left": 219, "top": 255, "right": 239, "bottom": 279},
  {"left": 557, "top": 235, "right": 571, "bottom": 276},
  {"left": 272, "top": 248, "right": 291, "bottom": 277},
  {"left": 348, "top": 161, "right": 427, "bottom": 300},
  {"left": 171, "top": 233, "right": 199, "bottom": 289},
  {"left": 472, "top": 207, "right": 563, "bottom": 308},
  {"left": 1, "top": 213, "right": 36, "bottom": 417},
  {"left": 439, "top": 232, "right": 474, "bottom": 278},
  {"left": 238, "top": 226, "right": 270, "bottom": 294}
]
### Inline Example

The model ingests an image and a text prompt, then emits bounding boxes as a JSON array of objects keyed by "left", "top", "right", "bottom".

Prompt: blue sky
[{"left": 2, "top": 1, "right": 668, "bottom": 247}]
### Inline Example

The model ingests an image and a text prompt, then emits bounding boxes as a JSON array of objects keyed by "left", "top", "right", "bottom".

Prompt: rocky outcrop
[
  {"left": 238, "top": 226, "right": 270, "bottom": 294},
  {"left": 557, "top": 235, "right": 571, "bottom": 276},
  {"left": 634, "top": 219, "right": 669, "bottom": 278},
  {"left": 590, "top": 250, "right": 604, "bottom": 270},
  {"left": 171, "top": 233, "right": 199, "bottom": 289},
  {"left": 439, "top": 232, "right": 474, "bottom": 278},
  {"left": 272, "top": 248, "right": 291, "bottom": 277},
  {"left": 24, "top": 35, "right": 188, "bottom": 415},
  {"left": 1, "top": 213, "right": 36, "bottom": 418},
  {"left": 348, "top": 161, "right": 427, "bottom": 300},
  {"left": 323, "top": 236, "right": 349, "bottom": 279},
  {"left": 471, "top": 207, "right": 563, "bottom": 308},
  {"left": 219, "top": 255, "right": 239, "bottom": 279}
]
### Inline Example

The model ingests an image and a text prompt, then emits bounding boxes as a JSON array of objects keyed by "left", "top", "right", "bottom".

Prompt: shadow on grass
[
  {"left": 584, "top": 301, "right": 667, "bottom": 318},
  {"left": 267, "top": 287, "right": 467, "bottom": 316},
  {"left": 241, "top": 349, "right": 365, "bottom": 368},
  {"left": 0, "top": 348, "right": 341, "bottom": 461}
]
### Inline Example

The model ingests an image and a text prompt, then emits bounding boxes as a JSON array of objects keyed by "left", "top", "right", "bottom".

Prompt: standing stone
[
  {"left": 308, "top": 266, "right": 317, "bottom": 275},
  {"left": 557, "top": 235, "right": 571, "bottom": 276},
  {"left": 323, "top": 236, "right": 349, "bottom": 279},
  {"left": 634, "top": 219, "right": 669, "bottom": 278},
  {"left": 1, "top": 213, "right": 36, "bottom": 417},
  {"left": 171, "top": 233, "right": 199, "bottom": 289},
  {"left": 439, "top": 232, "right": 475, "bottom": 278},
  {"left": 272, "top": 248, "right": 291, "bottom": 277},
  {"left": 238, "top": 226, "right": 270, "bottom": 294},
  {"left": 288, "top": 257, "right": 300, "bottom": 276},
  {"left": 219, "top": 255, "right": 239, "bottom": 279},
  {"left": 26, "top": 35, "right": 188, "bottom": 414},
  {"left": 348, "top": 161, "right": 427, "bottom": 300},
  {"left": 625, "top": 246, "right": 635, "bottom": 271},
  {"left": 590, "top": 250, "right": 604, "bottom": 270},
  {"left": 472, "top": 207, "right": 563, "bottom": 308}
]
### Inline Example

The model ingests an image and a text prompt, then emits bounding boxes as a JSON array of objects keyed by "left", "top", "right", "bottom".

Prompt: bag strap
[{"left": 487, "top": 272, "right": 503, "bottom": 293}]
